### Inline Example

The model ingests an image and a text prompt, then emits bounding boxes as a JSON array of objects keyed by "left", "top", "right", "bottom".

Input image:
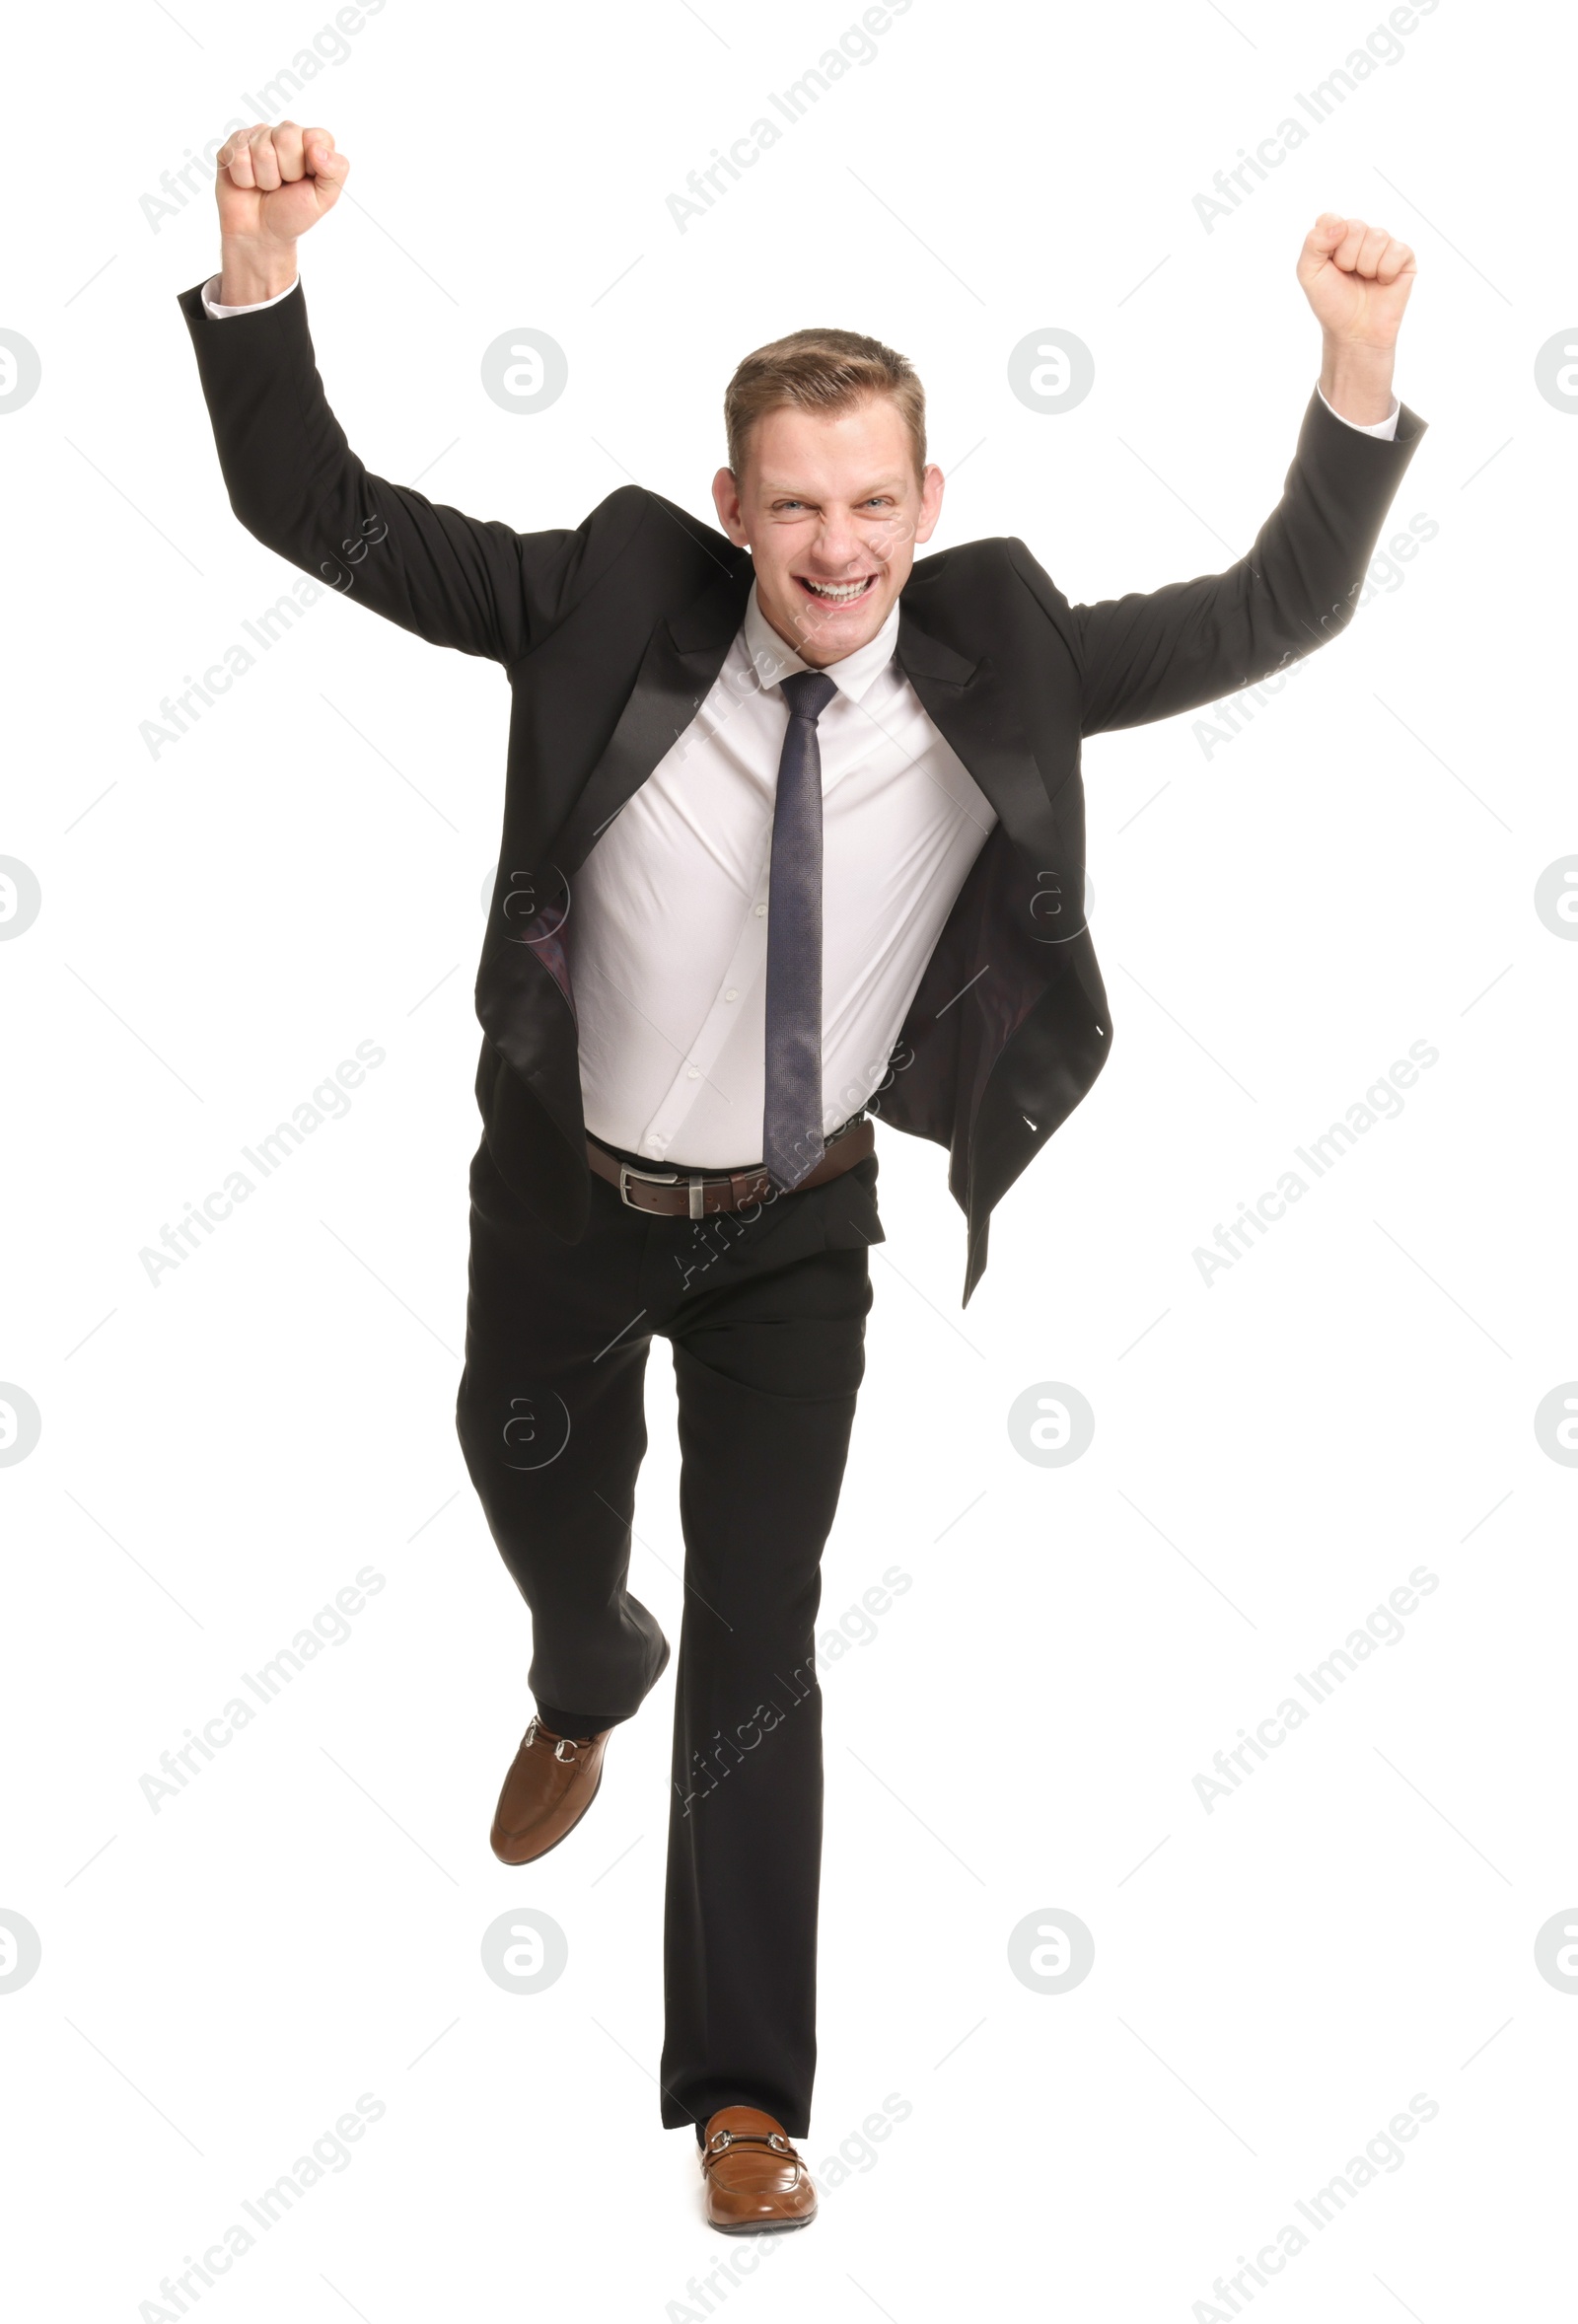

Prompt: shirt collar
[{"left": 741, "top": 582, "right": 898, "bottom": 707}]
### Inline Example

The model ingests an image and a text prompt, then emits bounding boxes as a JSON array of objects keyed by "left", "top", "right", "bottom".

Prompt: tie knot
[{"left": 779, "top": 668, "right": 838, "bottom": 724}]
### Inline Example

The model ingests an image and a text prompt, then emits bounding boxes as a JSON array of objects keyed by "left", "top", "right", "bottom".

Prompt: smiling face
[{"left": 712, "top": 396, "right": 944, "bottom": 667}]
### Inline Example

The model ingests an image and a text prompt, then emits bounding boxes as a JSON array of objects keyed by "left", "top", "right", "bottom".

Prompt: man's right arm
[{"left": 180, "top": 120, "right": 616, "bottom": 663}]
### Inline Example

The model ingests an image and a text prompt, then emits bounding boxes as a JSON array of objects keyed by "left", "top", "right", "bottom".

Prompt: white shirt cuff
[
  {"left": 1316, "top": 379, "right": 1399, "bottom": 440},
  {"left": 201, "top": 272, "right": 300, "bottom": 320}
]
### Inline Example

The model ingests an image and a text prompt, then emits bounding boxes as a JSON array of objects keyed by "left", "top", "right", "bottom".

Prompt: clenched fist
[
  {"left": 214, "top": 121, "right": 348, "bottom": 305},
  {"left": 1298, "top": 213, "right": 1417, "bottom": 348},
  {"left": 1297, "top": 212, "right": 1416, "bottom": 427}
]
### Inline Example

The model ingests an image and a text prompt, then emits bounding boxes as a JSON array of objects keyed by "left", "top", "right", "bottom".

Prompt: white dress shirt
[
  {"left": 569, "top": 586, "right": 997, "bottom": 1164},
  {"left": 202, "top": 275, "right": 1402, "bottom": 1164}
]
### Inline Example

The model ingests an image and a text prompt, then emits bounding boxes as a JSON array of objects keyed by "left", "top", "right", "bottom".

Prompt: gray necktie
[{"left": 762, "top": 667, "right": 838, "bottom": 1191}]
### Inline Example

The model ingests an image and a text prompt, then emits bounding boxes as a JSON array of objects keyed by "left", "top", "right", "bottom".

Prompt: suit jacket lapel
[
  {"left": 896, "top": 610, "right": 1072, "bottom": 867},
  {"left": 555, "top": 584, "right": 1082, "bottom": 898},
  {"left": 555, "top": 558, "right": 753, "bottom": 876}
]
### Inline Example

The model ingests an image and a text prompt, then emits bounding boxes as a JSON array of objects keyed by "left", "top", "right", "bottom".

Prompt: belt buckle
[
  {"left": 616, "top": 1161, "right": 680, "bottom": 1212},
  {"left": 616, "top": 1161, "right": 711, "bottom": 1220}
]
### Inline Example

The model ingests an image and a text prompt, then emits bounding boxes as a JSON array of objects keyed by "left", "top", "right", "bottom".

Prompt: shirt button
[
  {"left": 754, "top": 903, "right": 767, "bottom": 916},
  {"left": 725, "top": 988, "right": 739, "bottom": 1002},
  {"left": 686, "top": 1066, "right": 700, "bottom": 1080}
]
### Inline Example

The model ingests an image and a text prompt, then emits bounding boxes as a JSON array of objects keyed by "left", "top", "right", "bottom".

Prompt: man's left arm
[{"left": 1037, "top": 214, "right": 1426, "bottom": 739}]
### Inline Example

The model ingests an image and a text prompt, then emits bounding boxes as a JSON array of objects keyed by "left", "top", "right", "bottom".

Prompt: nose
[
  {"left": 808, "top": 515, "right": 867, "bottom": 573},
  {"left": 813, "top": 537, "right": 864, "bottom": 573}
]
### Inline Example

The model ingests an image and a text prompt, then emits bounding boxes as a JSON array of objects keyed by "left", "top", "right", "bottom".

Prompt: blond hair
[{"left": 724, "top": 327, "right": 926, "bottom": 479}]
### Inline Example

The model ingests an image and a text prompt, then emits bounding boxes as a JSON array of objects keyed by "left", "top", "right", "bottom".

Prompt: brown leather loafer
[
  {"left": 698, "top": 2107, "right": 818, "bottom": 2233},
  {"left": 489, "top": 1715, "right": 613, "bottom": 1864}
]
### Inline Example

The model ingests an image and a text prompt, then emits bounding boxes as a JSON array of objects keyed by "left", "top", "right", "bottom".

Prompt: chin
[{"left": 778, "top": 584, "right": 893, "bottom": 660}]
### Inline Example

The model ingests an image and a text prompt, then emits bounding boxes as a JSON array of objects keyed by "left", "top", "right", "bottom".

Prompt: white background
[{"left": 4, "top": 1, "right": 1574, "bottom": 2317}]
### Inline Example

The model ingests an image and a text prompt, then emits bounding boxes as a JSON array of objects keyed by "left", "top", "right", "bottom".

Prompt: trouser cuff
[{"left": 535, "top": 1700, "right": 623, "bottom": 1741}]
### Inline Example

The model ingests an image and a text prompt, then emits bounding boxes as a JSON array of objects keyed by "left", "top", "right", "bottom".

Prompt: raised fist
[
  {"left": 215, "top": 121, "right": 348, "bottom": 251},
  {"left": 1297, "top": 213, "right": 1416, "bottom": 351}
]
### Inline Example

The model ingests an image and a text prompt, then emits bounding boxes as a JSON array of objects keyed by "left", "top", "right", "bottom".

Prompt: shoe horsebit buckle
[{"left": 526, "top": 1716, "right": 582, "bottom": 1765}]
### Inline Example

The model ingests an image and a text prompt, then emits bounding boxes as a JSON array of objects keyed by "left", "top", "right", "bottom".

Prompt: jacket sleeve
[
  {"left": 1009, "top": 389, "right": 1428, "bottom": 739},
  {"left": 176, "top": 278, "right": 638, "bottom": 664}
]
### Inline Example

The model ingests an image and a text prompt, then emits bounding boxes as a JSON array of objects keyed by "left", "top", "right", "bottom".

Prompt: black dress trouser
[{"left": 455, "top": 1129, "right": 882, "bottom": 2137}]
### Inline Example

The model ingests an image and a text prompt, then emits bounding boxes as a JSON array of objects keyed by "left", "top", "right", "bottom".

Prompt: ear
[
  {"left": 911, "top": 463, "right": 945, "bottom": 547},
  {"left": 712, "top": 466, "right": 749, "bottom": 546}
]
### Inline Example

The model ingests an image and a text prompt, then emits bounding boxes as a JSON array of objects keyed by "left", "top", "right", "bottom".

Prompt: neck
[{"left": 752, "top": 584, "right": 888, "bottom": 672}]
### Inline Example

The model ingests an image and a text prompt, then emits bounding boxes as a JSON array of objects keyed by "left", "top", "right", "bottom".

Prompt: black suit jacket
[{"left": 178, "top": 281, "right": 1425, "bottom": 1301}]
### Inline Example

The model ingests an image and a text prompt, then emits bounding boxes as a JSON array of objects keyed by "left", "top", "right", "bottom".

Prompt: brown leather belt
[{"left": 588, "top": 1116, "right": 873, "bottom": 1219}]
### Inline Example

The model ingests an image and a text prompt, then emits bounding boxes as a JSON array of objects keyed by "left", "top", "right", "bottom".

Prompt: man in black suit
[{"left": 181, "top": 118, "right": 1422, "bottom": 2230}]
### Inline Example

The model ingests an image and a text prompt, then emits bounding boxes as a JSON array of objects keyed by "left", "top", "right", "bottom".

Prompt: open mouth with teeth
[{"left": 796, "top": 574, "right": 879, "bottom": 604}]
